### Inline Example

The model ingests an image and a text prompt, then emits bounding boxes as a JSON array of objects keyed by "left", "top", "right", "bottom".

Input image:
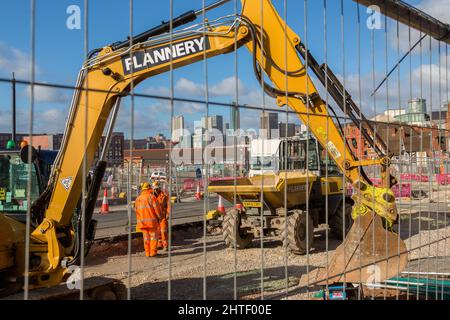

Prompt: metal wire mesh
[{"left": 0, "top": 0, "right": 446, "bottom": 301}]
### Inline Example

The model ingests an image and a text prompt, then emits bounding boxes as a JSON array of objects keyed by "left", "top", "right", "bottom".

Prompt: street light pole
[
  {"left": 12, "top": 72, "right": 16, "bottom": 144},
  {"left": 6, "top": 73, "right": 17, "bottom": 150}
]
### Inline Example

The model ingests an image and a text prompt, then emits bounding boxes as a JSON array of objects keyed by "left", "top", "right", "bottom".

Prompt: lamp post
[{"left": 6, "top": 73, "right": 17, "bottom": 150}]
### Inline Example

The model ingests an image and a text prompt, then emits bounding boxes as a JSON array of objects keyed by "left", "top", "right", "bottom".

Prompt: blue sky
[{"left": 0, "top": 0, "right": 449, "bottom": 138}]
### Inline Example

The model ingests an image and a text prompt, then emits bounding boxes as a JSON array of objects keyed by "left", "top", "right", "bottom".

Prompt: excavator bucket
[{"left": 300, "top": 213, "right": 408, "bottom": 287}]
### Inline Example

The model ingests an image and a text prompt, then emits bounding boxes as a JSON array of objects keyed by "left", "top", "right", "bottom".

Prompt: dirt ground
[{"left": 85, "top": 196, "right": 450, "bottom": 300}]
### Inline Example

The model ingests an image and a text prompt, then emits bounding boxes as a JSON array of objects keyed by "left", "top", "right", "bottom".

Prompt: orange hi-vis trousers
[
  {"left": 141, "top": 228, "right": 158, "bottom": 257},
  {"left": 157, "top": 218, "right": 168, "bottom": 249}
]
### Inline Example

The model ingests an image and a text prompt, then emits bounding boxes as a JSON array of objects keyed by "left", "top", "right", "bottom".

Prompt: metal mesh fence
[{"left": 0, "top": 0, "right": 448, "bottom": 301}]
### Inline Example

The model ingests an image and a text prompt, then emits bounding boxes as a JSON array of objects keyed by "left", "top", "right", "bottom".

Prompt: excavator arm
[
  {"left": 11, "top": 0, "right": 406, "bottom": 290},
  {"left": 24, "top": 15, "right": 251, "bottom": 288},
  {"left": 241, "top": 0, "right": 407, "bottom": 286}
]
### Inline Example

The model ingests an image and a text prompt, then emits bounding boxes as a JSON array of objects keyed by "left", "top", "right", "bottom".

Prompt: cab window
[{"left": 0, "top": 154, "right": 40, "bottom": 212}]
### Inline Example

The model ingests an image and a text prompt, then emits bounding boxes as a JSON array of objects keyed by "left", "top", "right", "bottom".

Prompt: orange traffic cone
[
  {"left": 100, "top": 188, "right": 109, "bottom": 214},
  {"left": 217, "top": 196, "right": 225, "bottom": 214},
  {"left": 195, "top": 183, "right": 202, "bottom": 200}
]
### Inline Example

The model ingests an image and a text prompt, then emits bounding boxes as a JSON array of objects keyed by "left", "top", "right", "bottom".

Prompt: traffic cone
[
  {"left": 195, "top": 183, "right": 202, "bottom": 200},
  {"left": 217, "top": 196, "right": 225, "bottom": 214},
  {"left": 100, "top": 188, "right": 109, "bottom": 214}
]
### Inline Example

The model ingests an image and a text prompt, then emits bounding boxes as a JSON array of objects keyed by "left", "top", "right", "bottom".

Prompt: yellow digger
[{"left": 0, "top": 0, "right": 407, "bottom": 297}]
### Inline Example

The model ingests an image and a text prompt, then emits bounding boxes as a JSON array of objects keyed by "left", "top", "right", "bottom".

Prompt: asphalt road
[
  {"left": 94, "top": 196, "right": 225, "bottom": 238},
  {"left": 398, "top": 201, "right": 450, "bottom": 212},
  {"left": 94, "top": 197, "right": 449, "bottom": 239}
]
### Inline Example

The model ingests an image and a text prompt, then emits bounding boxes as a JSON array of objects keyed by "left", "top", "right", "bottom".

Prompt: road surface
[{"left": 94, "top": 196, "right": 227, "bottom": 238}]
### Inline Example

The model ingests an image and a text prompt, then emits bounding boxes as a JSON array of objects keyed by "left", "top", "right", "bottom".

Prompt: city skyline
[{"left": 1, "top": 0, "right": 448, "bottom": 139}]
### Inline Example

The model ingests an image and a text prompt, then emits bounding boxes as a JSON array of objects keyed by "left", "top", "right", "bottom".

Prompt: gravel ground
[{"left": 84, "top": 197, "right": 450, "bottom": 300}]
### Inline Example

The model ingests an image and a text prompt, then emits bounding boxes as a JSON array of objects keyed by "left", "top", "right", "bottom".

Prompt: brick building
[
  {"left": 0, "top": 133, "right": 63, "bottom": 150},
  {"left": 95, "top": 132, "right": 125, "bottom": 166},
  {"left": 345, "top": 121, "right": 447, "bottom": 159}
]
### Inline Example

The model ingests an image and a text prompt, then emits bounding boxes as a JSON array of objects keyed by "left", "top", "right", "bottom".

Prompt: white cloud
[
  {"left": 388, "top": 0, "right": 450, "bottom": 53},
  {"left": 175, "top": 78, "right": 204, "bottom": 96},
  {"left": 325, "top": 56, "right": 450, "bottom": 120},
  {"left": 210, "top": 77, "right": 248, "bottom": 96},
  {"left": 153, "top": 76, "right": 250, "bottom": 98},
  {"left": 35, "top": 108, "right": 68, "bottom": 132},
  {"left": 172, "top": 76, "right": 274, "bottom": 107},
  {"left": 417, "top": 0, "right": 450, "bottom": 23},
  {"left": 114, "top": 101, "right": 171, "bottom": 137},
  {"left": 0, "top": 106, "right": 68, "bottom": 134},
  {"left": 142, "top": 85, "right": 170, "bottom": 97},
  {"left": 0, "top": 42, "right": 38, "bottom": 78},
  {"left": 25, "top": 85, "right": 69, "bottom": 103}
]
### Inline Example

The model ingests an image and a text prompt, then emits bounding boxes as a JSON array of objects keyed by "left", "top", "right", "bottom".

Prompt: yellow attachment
[
  {"left": 206, "top": 210, "right": 223, "bottom": 221},
  {"left": 31, "top": 218, "right": 63, "bottom": 271},
  {"left": 141, "top": 182, "right": 151, "bottom": 191},
  {"left": 351, "top": 182, "right": 397, "bottom": 228}
]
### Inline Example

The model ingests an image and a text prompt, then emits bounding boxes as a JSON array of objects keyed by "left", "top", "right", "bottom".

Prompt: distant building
[
  {"left": 371, "top": 109, "right": 406, "bottom": 123},
  {"left": 95, "top": 132, "right": 124, "bottom": 165},
  {"left": 172, "top": 115, "right": 185, "bottom": 143},
  {"left": 155, "top": 133, "right": 166, "bottom": 143},
  {"left": 394, "top": 99, "right": 430, "bottom": 125},
  {"left": 0, "top": 133, "right": 18, "bottom": 149},
  {"left": 20, "top": 133, "right": 64, "bottom": 150},
  {"left": 295, "top": 124, "right": 308, "bottom": 136},
  {"left": 431, "top": 104, "right": 448, "bottom": 129},
  {"left": 125, "top": 146, "right": 250, "bottom": 170},
  {"left": 194, "top": 116, "right": 225, "bottom": 147},
  {"left": 260, "top": 111, "right": 278, "bottom": 139},
  {"left": 178, "top": 134, "right": 193, "bottom": 148},
  {"left": 230, "top": 103, "right": 240, "bottom": 131},
  {"left": 201, "top": 115, "right": 224, "bottom": 133},
  {"left": 278, "top": 122, "right": 296, "bottom": 138},
  {"left": 124, "top": 138, "right": 149, "bottom": 150},
  {"left": 345, "top": 121, "right": 446, "bottom": 160},
  {"left": 193, "top": 126, "right": 206, "bottom": 149}
]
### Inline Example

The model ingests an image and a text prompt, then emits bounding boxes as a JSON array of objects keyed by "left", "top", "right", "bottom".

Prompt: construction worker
[
  {"left": 153, "top": 180, "right": 169, "bottom": 250},
  {"left": 134, "top": 182, "right": 162, "bottom": 257}
]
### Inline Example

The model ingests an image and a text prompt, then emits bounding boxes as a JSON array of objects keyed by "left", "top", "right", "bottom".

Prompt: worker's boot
[{"left": 300, "top": 213, "right": 408, "bottom": 287}]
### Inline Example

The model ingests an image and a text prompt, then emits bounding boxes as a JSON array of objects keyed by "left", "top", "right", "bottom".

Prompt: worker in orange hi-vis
[
  {"left": 134, "top": 182, "right": 162, "bottom": 257},
  {"left": 153, "top": 181, "right": 170, "bottom": 251}
]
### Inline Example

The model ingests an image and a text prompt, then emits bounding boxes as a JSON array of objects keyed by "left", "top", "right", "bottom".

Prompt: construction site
[{"left": 0, "top": 0, "right": 450, "bottom": 303}]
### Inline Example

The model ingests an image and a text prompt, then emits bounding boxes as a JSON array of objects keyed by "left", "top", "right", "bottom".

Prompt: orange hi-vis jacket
[
  {"left": 135, "top": 189, "right": 162, "bottom": 229},
  {"left": 157, "top": 192, "right": 170, "bottom": 219}
]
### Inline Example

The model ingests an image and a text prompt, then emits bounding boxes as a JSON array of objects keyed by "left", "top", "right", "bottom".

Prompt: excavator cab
[
  {"left": 278, "top": 135, "right": 341, "bottom": 177},
  {"left": 0, "top": 149, "right": 55, "bottom": 223}
]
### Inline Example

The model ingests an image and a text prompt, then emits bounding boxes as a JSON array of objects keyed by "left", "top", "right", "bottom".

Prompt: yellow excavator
[{"left": 0, "top": 0, "right": 407, "bottom": 298}]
